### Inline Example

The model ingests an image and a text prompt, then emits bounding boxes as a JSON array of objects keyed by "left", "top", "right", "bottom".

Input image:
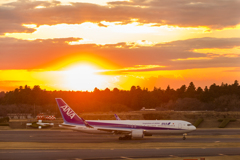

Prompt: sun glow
[{"left": 62, "top": 64, "right": 106, "bottom": 91}]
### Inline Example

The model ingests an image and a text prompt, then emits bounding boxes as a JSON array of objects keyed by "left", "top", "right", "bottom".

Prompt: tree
[
  {"left": 113, "top": 88, "right": 119, "bottom": 93},
  {"left": 0, "top": 91, "right": 5, "bottom": 98},
  {"left": 196, "top": 87, "right": 203, "bottom": 99},
  {"left": 201, "top": 86, "right": 210, "bottom": 102},
  {"left": 231, "top": 80, "right": 239, "bottom": 95},
  {"left": 186, "top": 82, "right": 196, "bottom": 98},
  {"left": 130, "top": 86, "right": 136, "bottom": 92},
  {"left": 176, "top": 85, "right": 186, "bottom": 98},
  {"left": 93, "top": 87, "right": 100, "bottom": 93}
]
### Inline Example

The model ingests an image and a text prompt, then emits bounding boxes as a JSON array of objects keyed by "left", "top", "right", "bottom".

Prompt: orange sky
[{"left": 0, "top": 0, "right": 240, "bottom": 91}]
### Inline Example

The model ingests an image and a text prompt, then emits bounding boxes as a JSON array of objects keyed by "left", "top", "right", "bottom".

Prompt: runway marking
[
  {"left": 120, "top": 156, "right": 132, "bottom": 159},
  {"left": 169, "top": 155, "right": 179, "bottom": 158},
  {"left": 57, "top": 159, "right": 82, "bottom": 160}
]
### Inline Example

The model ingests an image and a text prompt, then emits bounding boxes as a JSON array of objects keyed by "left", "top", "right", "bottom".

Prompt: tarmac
[
  {"left": 0, "top": 129, "right": 240, "bottom": 160},
  {"left": 1, "top": 148, "right": 240, "bottom": 160}
]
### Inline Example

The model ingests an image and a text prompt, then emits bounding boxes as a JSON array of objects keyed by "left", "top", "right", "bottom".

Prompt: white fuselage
[{"left": 60, "top": 120, "right": 196, "bottom": 135}]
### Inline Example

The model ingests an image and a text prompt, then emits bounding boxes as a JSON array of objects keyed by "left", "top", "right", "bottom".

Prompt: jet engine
[{"left": 131, "top": 130, "right": 144, "bottom": 139}]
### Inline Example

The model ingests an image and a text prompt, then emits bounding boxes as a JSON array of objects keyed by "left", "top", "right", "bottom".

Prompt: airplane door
[{"left": 178, "top": 123, "right": 182, "bottom": 129}]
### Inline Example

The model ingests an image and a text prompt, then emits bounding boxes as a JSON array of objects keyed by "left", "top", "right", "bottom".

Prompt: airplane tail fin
[
  {"left": 55, "top": 98, "right": 84, "bottom": 125},
  {"left": 114, "top": 114, "right": 121, "bottom": 120}
]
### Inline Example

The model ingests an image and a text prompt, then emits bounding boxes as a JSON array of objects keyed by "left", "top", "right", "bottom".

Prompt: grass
[
  {"left": 136, "top": 155, "right": 240, "bottom": 160},
  {"left": 218, "top": 118, "right": 236, "bottom": 128},
  {"left": 0, "top": 117, "right": 9, "bottom": 123},
  {"left": 193, "top": 118, "right": 203, "bottom": 127},
  {"left": 219, "top": 119, "right": 230, "bottom": 128}
]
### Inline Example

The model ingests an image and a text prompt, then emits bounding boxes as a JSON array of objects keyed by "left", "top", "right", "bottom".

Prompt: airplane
[
  {"left": 56, "top": 98, "right": 196, "bottom": 140},
  {"left": 26, "top": 120, "right": 54, "bottom": 129},
  {"left": 114, "top": 114, "right": 121, "bottom": 120},
  {"left": 36, "top": 120, "right": 54, "bottom": 126}
]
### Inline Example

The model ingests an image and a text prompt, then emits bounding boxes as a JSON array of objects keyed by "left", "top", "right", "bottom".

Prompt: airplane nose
[{"left": 193, "top": 126, "right": 196, "bottom": 130}]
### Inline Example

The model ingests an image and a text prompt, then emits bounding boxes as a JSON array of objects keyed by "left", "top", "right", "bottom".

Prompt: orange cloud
[
  {"left": 1, "top": 37, "right": 240, "bottom": 71},
  {"left": 1, "top": 0, "right": 240, "bottom": 35}
]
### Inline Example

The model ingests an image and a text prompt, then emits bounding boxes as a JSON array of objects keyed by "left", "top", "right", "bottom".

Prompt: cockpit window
[{"left": 187, "top": 124, "right": 193, "bottom": 126}]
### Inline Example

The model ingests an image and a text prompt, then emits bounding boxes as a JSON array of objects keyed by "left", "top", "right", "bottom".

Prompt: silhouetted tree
[
  {"left": 186, "top": 82, "right": 196, "bottom": 98},
  {"left": 0, "top": 80, "right": 239, "bottom": 113}
]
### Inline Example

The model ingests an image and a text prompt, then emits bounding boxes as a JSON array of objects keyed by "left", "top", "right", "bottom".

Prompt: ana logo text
[
  {"left": 161, "top": 122, "right": 171, "bottom": 125},
  {"left": 60, "top": 105, "right": 76, "bottom": 119}
]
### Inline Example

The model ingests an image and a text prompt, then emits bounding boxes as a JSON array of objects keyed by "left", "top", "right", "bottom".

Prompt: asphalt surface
[
  {"left": 0, "top": 148, "right": 240, "bottom": 160},
  {"left": 188, "top": 129, "right": 240, "bottom": 135},
  {"left": 0, "top": 129, "right": 240, "bottom": 160},
  {"left": 0, "top": 129, "right": 240, "bottom": 143}
]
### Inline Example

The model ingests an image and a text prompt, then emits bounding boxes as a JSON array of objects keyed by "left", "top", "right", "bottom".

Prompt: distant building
[
  {"left": 7, "top": 113, "right": 33, "bottom": 119},
  {"left": 36, "top": 113, "right": 56, "bottom": 120}
]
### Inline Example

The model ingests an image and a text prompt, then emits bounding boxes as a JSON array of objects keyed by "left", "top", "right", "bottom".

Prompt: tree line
[{"left": 0, "top": 80, "right": 240, "bottom": 116}]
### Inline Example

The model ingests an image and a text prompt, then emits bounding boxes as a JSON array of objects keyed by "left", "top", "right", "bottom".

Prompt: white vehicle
[
  {"left": 36, "top": 120, "right": 54, "bottom": 126},
  {"left": 56, "top": 98, "right": 196, "bottom": 140}
]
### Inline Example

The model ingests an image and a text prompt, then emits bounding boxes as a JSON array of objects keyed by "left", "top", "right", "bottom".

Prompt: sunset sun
[{"left": 62, "top": 64, "right": 106, "bottom": 91}]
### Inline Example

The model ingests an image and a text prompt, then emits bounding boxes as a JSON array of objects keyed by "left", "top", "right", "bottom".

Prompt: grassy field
[
  {"left": 136, "top": 156, "right": 240, "bottom": 160},
  {"left": 4, "top": 111, "right": 240, "bottom": 129}
]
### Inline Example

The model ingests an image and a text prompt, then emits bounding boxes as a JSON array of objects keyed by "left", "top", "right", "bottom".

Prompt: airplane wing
[
  {"left": 97, "top": 127, "right": 132, "bottom": 134},
  {"left": 81, "top": 117, "right": 132, "bottom": 134}
]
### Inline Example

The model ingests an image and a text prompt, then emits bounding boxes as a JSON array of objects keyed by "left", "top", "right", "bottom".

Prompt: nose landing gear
[{"left": 183, "top": 133, "right": 187, "bottom": 140}]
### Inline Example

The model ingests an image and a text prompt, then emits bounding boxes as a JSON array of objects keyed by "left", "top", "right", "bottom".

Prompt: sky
[{"left": 0, "top": 0, "right": 240, "bottom": 92}]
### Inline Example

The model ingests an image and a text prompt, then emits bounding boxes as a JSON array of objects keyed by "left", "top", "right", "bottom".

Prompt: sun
[{"left": 62, "top": 64, "right": 106, "bottom": 91}]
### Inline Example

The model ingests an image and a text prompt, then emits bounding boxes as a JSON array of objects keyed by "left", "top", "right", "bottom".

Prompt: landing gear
[
  {"left": 119, "top": 135, "right": 132, "bottom": 140},
  {"left": 183, "top": 133, "right": 187, "bottom": 140}
]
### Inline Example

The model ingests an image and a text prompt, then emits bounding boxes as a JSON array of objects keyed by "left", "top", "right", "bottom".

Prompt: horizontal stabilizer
[{"left": 81, "top": 117, "right": 93, "bottom": 128}]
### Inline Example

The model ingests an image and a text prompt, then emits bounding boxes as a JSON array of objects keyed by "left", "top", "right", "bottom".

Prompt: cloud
[
  {"left": 0, "top": 37, "right": 84, "bottom": 69},
  {"left": 1, "top": 0, "right": 240, "bottom": 34},
  {"left": 160, "top": 37, "right": 240, "bottom": 49},
  {"left": 224, "top": 67, "right": 240, "bottom": 72},
  {"left": 1, "top": 37, "right": 240, "bottom": 71}
]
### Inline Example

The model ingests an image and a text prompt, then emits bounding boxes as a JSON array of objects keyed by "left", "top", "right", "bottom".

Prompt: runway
[
  {"left": 0, "top": 129, "right": 240, "bottom": 143},
  {"left": 1, "top": 148, "right": 240, "bottom": 160},
  {"left": 188, "top": 129, "right": 240, "bottom": 135},
  {"left": 0, "top": 129, "right": 240, "bottom": 160}
]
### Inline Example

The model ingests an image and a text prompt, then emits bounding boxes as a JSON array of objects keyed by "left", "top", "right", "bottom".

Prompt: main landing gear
[
  {"left": 119, "top": 135, "right": 132, "bottom": 140},
  {"left": 183, "top": 133, "right": 187, "bottom": 140}
]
